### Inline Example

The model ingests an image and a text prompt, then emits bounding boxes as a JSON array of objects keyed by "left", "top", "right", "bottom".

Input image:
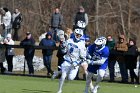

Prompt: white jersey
[{"left": 63, "top": 38, "right": 86, "bottom": 65}]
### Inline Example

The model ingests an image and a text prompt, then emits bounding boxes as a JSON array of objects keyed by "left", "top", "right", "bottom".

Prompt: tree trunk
[
  {"left": 118, "top": 0, "right": 126, "bottom": 36},
  {"left": 127, "top": 0, "right": 132, "bottom": 39},
  {"left": 95, "top": 0, "right": 99, "bottom": 37}
]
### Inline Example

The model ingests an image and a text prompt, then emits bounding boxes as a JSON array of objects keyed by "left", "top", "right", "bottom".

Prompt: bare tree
[
  {"left": 127, "top": 0, "right": 132, "bottom": 39},
  {"left": 118, "top": 0, "right": 126, "bottom": 35},
  {"left": 95, "top": 0, "right": 99, "bottom": 37}
]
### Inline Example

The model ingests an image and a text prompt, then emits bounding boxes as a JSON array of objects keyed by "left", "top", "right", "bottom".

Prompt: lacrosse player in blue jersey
[{"left": 84, "top": 37, "right": 109, "bottom": 93}]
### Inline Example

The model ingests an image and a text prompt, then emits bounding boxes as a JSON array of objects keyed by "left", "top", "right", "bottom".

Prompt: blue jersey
[{"left": 87, "top": 44, "right": 109, "bottom": 74}]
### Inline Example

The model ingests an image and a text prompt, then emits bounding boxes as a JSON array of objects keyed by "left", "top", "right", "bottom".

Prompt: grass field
[{"left": 0, "top": 75, "right": 140, "bottom": 93}]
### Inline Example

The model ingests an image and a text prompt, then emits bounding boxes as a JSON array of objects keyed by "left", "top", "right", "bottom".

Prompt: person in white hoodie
[
  {"left": 4, "top": 34, "right": 15, "bottom": 72},
  {"left": 0, "top": 7, "right": 12, "bottom": 38}
]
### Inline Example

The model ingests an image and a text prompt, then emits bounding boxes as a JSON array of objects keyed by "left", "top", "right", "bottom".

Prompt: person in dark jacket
[
  {"left": 49, "top": 8, "right": 63, "bottom": 41},
  {"left": 106, "top": 35, "right": 116, "bottom": 82},
  {"left": 12, "top": 8, "right": 22, "bottom": 41},
  {"left": 39, "top": 32, "right": 56, "bottom": 76},
  {"left": 73, "top": 6, "right": 88, "bottom": 34},
  {"left": 20, "top": 32, "right": 35, "bottom": 75},
  {"left": 126, "top": 39, "right": 139, "bottom": 84}
]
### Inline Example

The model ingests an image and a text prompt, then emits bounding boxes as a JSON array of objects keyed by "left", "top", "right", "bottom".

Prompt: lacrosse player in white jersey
[
  {"left": 84, "top": 37, "right": 109, "bottom": 93},
  {"left": 56, "top": 28, "right": 86, "bottom": 93}
]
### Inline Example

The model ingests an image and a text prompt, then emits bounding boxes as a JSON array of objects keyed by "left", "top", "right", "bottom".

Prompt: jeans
[
  {"left": 13, "top": 28, "right": 19, "bottom": 41},
  {"left": 2, "top": 26, "right": 12, "bottom": 38},
  {"left": 51, "top": 28, "right": 59, "bottom": 42},
  {"left": 43, "top": 55, "right": 53, "bottom": 74}
]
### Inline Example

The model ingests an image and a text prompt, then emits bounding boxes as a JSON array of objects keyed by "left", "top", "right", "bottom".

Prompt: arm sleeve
[{"left": 91, "top": 57, "right": 107, "bottom": 65}]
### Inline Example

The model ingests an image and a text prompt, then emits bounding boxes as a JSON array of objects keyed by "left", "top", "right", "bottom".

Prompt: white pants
[
  {"left": 85, "top": 69, "right": 105, "bottom": 93},
  {"left": 61, "top": 61, "right": 79, "bottom": 80},
  {"left": 57, "top": 61, "right": 79, "bottom": 93}
]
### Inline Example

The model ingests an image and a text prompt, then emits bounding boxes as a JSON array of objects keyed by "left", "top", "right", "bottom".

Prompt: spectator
[
  {"left": 115, "top": 35, "right": 128, "bottom": 83},
  {"left": 0, "top": 7, "right": 12, "bottom": 38},
  {"left": 73, "top": 5, "right": 88, "bottom": 34},
  {"left": 49, "top": 8, "right": 63, "bottom": 41},
  {"left": 12, "top": 8, "right": 22, "bottom": 41},
  {"left": 56, "top": 29, "right": 65, "bottom": 42},
  {"left": 4, "top": 34, "right": 15, "bottom": 72},
  {"left": 0, "top": 34, "right": 6, "bottom": 74},
  {"left": 126, "top": 39, "right": 139, "bottom": 84},
  {"left": 65, "top": 28, "right": 73, "bottom": 40},
  {"left": 20, "top": 32, "right": 35, "bottom": 75},
  {"left": 106, "top": 35, "right": 116, "bottom": 82},
  {"left": 39, "top": 32, "right": 56, "bottom": 76}
]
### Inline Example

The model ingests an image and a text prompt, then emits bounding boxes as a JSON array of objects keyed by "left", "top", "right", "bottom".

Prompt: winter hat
[{"left": 26, "top": 31, "right": 31, "bottom": 35}]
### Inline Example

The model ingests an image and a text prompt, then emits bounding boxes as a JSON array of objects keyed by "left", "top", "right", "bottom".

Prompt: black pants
[
  {"left": 57, "top": 57, "right": 64, "bottom": 71},
  {"left": 108, "top": 61, "right": 116, "bottom": 81},
  {"left": 6, "top": 55, "right": 14, "bottom": 72},
  {"left": 118, "top": 62, "right": 128, "bottom": 82},
  {"left": 25, "top": 56, "right": 34, "bottom": 74},
  {"left": 129, "top": 69, "right": 139, "bottom": 83},
  {"left": 0, "top": 63, "right": 6, "bottom": 73},
  {"left": 13, "top": 28, "right": 19, "bottom": 41}
]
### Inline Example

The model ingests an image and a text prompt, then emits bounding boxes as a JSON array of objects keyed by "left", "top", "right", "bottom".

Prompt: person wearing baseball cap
[{"left": 20, "top": 32, "right": 35, "bottom": 75}]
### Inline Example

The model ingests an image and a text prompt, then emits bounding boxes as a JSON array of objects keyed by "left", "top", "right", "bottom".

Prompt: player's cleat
[
  {"left": 57, "top": 90, "right": 62, "bottom": 93},
  {"left": 92, "top": 85, "right": 100, "bottom": 93}
]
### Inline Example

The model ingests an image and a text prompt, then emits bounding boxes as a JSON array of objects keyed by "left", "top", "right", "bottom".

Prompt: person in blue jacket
[{"left": 39, "top": 32, "right": 56, "bottom": 76}]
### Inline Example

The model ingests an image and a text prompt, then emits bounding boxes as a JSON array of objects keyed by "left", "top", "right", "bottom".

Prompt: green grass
[{"left": 0, "top": 75, "right": 140, "bottom": 93}]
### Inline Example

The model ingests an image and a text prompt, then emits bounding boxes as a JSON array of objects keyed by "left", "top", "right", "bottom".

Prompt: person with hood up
[
  {"left": 115, "top": 35, "right": 128, "bottom": 83},
  {"left": 39, "top": 32, "right": 56, "bottom": 76}
]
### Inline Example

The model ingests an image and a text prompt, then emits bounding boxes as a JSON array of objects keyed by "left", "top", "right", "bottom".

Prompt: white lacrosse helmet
[
  {"left": 74, "top": 28, "right": 83, "bottom": 41},
  {"left": 99, "top": 36, "right": 107, "bottom": 45},
  {"left": 77, "top": 21, "right": 86, "bottom": 28},
  {"left": 94, "top": 36, "right": 107, "bottom": 50}
]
